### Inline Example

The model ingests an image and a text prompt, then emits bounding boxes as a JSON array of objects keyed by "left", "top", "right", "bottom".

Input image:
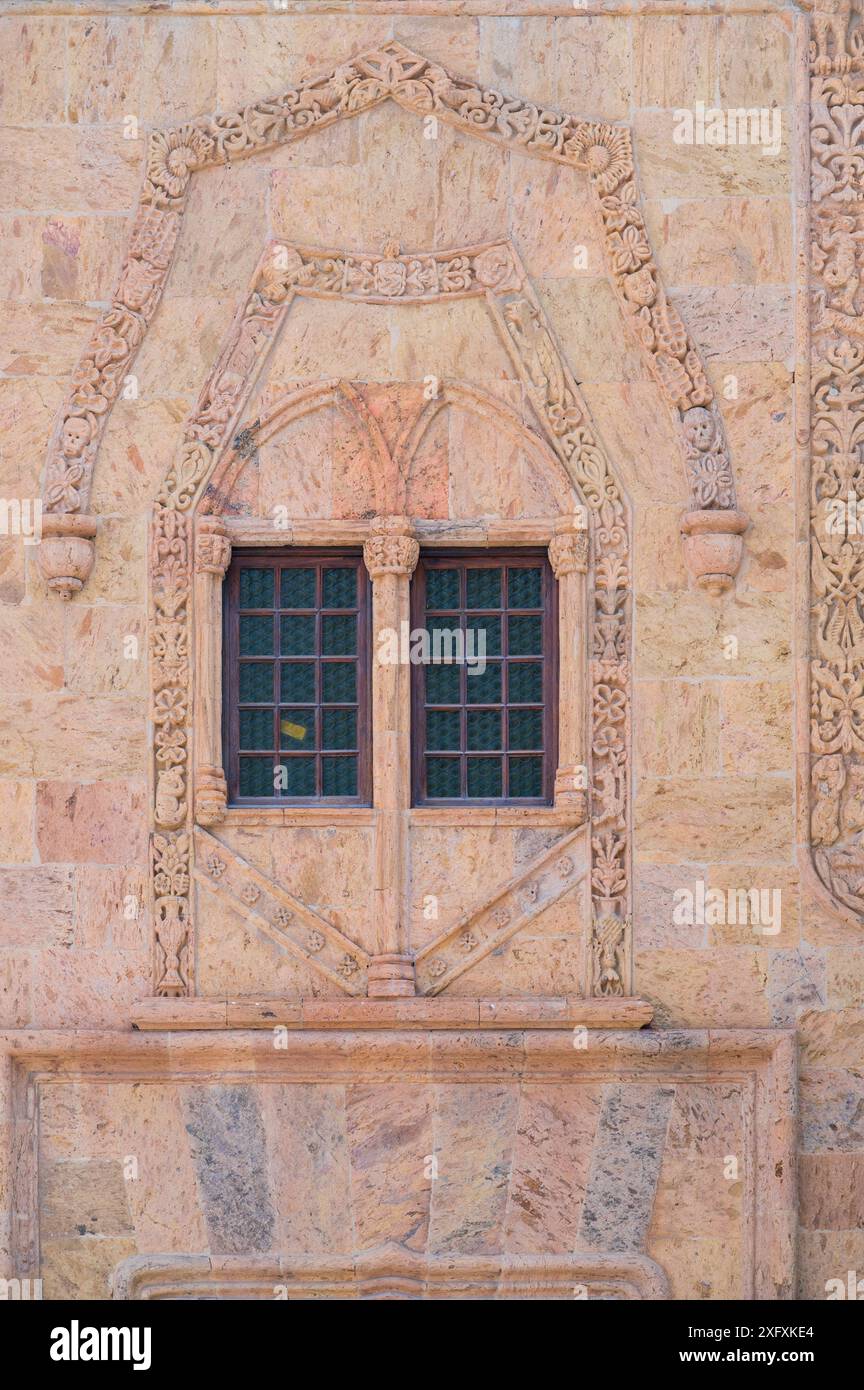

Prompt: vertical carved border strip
[
  {"left": 40, "top": 41, "right": 742, "bottom": 603},
  {"left": 150, "top": 506, "right": 192, "bottom": 996},
  {"left": 150, "top": 233, "right": 633, "bottom": 998},
  {"left": 808, "top": 4, "right": 864, "bottom": 921},
  {"left": 484, "top": 270, "right": 631, "bottom": 997},
  {"left": 149, "top": 259, "right": 295, "bottom": 995}
]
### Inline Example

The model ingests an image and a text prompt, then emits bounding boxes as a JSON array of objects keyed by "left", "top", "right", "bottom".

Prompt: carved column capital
[
  {"left": 195, "top": 517, "right": 231, "bottom": 577},
  {"left": 195, "top": 766, "right": 228, "bottom": 827},
  {"left": 363, "top": 518, "right": 419, "bottom": 579},
  {"left": 548, "top": 522, "right": 588, "bottom": 578}
]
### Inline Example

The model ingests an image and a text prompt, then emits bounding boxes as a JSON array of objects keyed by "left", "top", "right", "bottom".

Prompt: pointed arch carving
[
  {"left": 38, "top": 39, "right": 745, "bottom": 601},
  {"left": 149, "top": 234, "right": 632, "bottom": 1002}
]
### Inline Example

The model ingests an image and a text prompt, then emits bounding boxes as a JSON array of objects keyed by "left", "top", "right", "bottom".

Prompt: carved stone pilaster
[
  {"left": 549, "top": 519, "right": 590, "bottom": 822},
  {"left": 193, "top": 517, "right": 230, "bottom": 829},
  {"left": 363, "top": 518, "right": 417, "bottom": 984}
]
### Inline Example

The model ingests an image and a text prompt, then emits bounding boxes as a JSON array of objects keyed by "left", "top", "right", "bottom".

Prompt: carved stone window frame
[
  {"left": 409, "top": 547, "right": 560, "bottom": 808},
  {"left": 150, "top": 237, "right": 632, "bottom": 1004},
  {"left": 28, "top": 35, "right": 757, "bottom": 999}
]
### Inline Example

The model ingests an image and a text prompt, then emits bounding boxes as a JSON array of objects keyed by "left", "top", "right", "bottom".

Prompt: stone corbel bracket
[{"left": 38, "top": 39, "right": 744, "bottom": 596}]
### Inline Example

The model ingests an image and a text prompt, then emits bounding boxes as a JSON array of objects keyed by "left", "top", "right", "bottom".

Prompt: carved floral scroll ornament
[
  {"left": 810, "top": 2, "right": 864, "bottom": 917},
  {"left": 148, "top": 234, "right": 632, "bottom": 999},
  {"left": 39, "top": 41, "right": 744, "bottom": 599}
]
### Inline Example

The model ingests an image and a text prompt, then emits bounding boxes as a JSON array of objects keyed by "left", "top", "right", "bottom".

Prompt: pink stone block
[{"left": 36, "top": 781, "right": 148, "bottom": 865}]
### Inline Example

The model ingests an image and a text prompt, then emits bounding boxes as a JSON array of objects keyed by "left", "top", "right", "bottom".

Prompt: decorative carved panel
[
  {"left": 147, "top": 237, "right": 632, "bottom": 1001},
  {"left": 37, "top": 42, "right": 743, "bottom": 600},
  {"left": 809, "top": 3, "right": 864, "bottom": 925}
]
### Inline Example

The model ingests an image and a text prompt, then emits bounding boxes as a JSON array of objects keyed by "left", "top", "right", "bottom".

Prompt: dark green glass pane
[
  {"left": 426, "top": 757, "right": 461, "bottom": 798},
  {"left": 508, "top": 566, "right": 542, "bottom": 609},
  {"left": 322, "top": 614, "right": 356, "bottom": 656},
  {"left": 239, "top": 757, "right": 276, "bottom": 798},
  {"left": 426, "top": 568, "right": 460, "bottom": 609},
  {"left": 467, "top": 708, "right": 502, "bottom": 751},
  {"left": 465, "top": 662, "right": 501, "bottom": 704},
  {"left": 280, "top": 614, "right": 316, "bottom": 656},
  {"left": 239, "top": 708, "right": 273, "bottom": 751},
  {"left": 509, "top": 708, "right": 543, "bottom": 751},
  {"left": 239, "top": 568, "right": 274, "bottom": 609},
  {"left": 240, "top": 614, "right": 274, "bottom": 657},
  {"left": 508, "top": 614, "right": 543, "bottom": 656},
  {"left": 322, "top": 662, "right": 356, "bottom": 703},
  {"left": 322, "top": 566, "right": 356, "bottom": 609},
  {"left": 467, "top": 757, "right": 503, "bottom": 798},
  {"left": 426, "top": 662, "right": 460, "bottom": 705},
  {"left": 427, "top": 623, "right": 465, "bottom": 665},
  {"left": 280, "top": 662, "right": 315, "bottom": 704},
  {"left": 427, "top": 709, "right": 461, "bottom": 751},
  {"left": 279, "top": 568, "right": 316, "bottom": 609},
  {"left": 466, "top": 615, "right": 501, "bottom": 657},
  {"left": 466, "top": 567, "right": 502, "bottom": 609},
  {"left": 281, "top": 757, "right": 316, "bottom": 797},
  {"left": 322, "top": 708, "right": 356, "bottom": 750},
  {"left": 509, "top": 755, "right": 543, "bottom": 798},
  {"left": 322, "top": 756, "right": 357, "bottom": 797},
  {"left": 508, "top": 661, "right": 542, "bottom": 704},
  {"left": 279, "top": 709, "right": 315, "bottom": 751},
  {"left": 239, "top": 662, "right": 274, "bottom": 703}
]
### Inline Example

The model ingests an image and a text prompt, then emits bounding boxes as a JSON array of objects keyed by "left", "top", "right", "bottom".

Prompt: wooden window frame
[
  {"left": 222, "top": 548, "right": 372, "bottom": 807},
  {"left": 410, "top": 549, "right": 558, "bottom": 807}
]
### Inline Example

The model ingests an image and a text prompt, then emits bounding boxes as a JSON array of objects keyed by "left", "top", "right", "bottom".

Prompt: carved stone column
[
  {"left": 193, "top": 517, "right": 231, "bottom": 826},
  {"left": 363, "top": 517, "right": 419, "bottom": 997},
  {"left": 549, "top": 516, "right": 589, "bottom": 820}
]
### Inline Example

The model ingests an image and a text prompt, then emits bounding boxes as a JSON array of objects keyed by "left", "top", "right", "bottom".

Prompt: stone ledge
[
  {"left": 129, "top": 995, "right": 655, "bottom": 1031},
  {"left": 112, "top": 1247, "right": 670, "bottom": 1302}
]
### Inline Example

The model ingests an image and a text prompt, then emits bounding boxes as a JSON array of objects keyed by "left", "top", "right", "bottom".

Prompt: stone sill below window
[
  {"left": 131, "top": 996, "right": 654, "bottom": 1032},
  {"left": 215, "top": 806, "right": 585, "bottom": 829}
]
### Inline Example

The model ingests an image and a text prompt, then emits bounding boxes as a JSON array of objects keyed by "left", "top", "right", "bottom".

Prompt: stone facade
[{"left": 0, "top": 1, "right": 859, "bottom": 1301}]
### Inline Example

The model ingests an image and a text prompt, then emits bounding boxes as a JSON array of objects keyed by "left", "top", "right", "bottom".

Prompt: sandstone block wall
[{"left": 0, "top": 2, "right": 858, "bottom": 1301}]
